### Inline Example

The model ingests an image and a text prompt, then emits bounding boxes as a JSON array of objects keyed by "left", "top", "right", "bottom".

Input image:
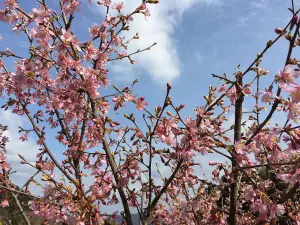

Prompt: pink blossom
[
  {"left": 277, "top": 173, "right": 291, "bottom": 182},
  {"left": 277, "top": 65, "right": 299, "bottom": 88},
  {"left": 0, "top": 152, "right": 5, "bottom": 162},
  {"left": 134, "top": 97, "right": 148, "bottom": 110},
  {"left": 275, "top": 204, "right": 285, "bottom": 216},
  {"left": 244, "top": 188, "right": 256, "bottom": 201},
  {"left": 287, "top": 102, "right": 300, "bottom": 120},
  {"left": 256, "top": 91, "right": 274, "bottom": 103},
  {"left": 4, "top": 0, "right": 18, "bottom": 9},
  {"left": 117, "top": 128, "right": 123, "bottom": 139},
  {"left": 97, "top": 0, "right": 112, "bottom": 7},
  {"left": 284, "top": 84, "right": 300, "bottom": 103},
  {"left": 217, "top": 84, "right": 227, "bottom": 93},
  {"left": 144, "top": 8, "right": 151, "bottom": 19},
  {"left": 89, "top": 24, "right": 100, "bottom": 37},
  {"left": 252, "top": 200, "right": 268, "bottom": 221},
  {"left": 290, "top": 168, "right": 300, "bottom": 185},
  {"left": 84, "top": 42, "right": 98, "bottom": 61},
  {"left": 124, "top": 93, "right": 134, "bottom": 102},
  {"left": 61, "top": 29, "right": 76, "bottom": 43},
  {"left": 242, "top": 85, "right": 252, "bottom": 95},
  {"left": 62, "top": 0, "right": 81, "bottom": 15},
  {"left": 195, "top": 106, "right": 206, "bottom": 116},
  {"left": 128, "top": 192, "right": 139, "bottom": 207},
  {"left": 1, "top": 136, "right": 9, "bottom": 143},
  {"left": 226, "top": 87, "right": 237, "bottom": 104},
  {"left": 163, "top": 134, "right": 174, "bottom": 146},
  {"left": 32, "top": 4, "right": 54, "bottom": 24},
  {"left": 1, "top": 199, "right": 9, "bottom": 208},
  {"left": 117, "top": 176, "right": 129, "bottom": 188},
  {"left": 60, "top": 29, "right": 80, "bottom": 50},
  {"left": 112, "top": 2, "right": 124, "bottom": 11}
]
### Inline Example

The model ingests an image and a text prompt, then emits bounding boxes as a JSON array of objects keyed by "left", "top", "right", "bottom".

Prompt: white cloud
[
  {"left": 91, "top": 0, "right": 223, "bottom": 84},
  {"left": 1, "top": 110, "right": 40, "bottom": 188},
  {"left": 109, "top": 61, "right": 136, "bottom": 82},
  {"left": 250, "top": 0, "right": 270, "bottom": 10}
]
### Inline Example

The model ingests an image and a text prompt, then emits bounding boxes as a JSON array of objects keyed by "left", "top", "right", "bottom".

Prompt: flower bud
[
  {"left": 176, "top": 104, "right": 185, "bottom": 111},
  {"left": 139, "top": 3, "right": 147, "bottom": 10},
  {"left": 148, "top": 0, "right": 159, "bottom": 4},
  {"left": 155, "top": 106, "right": 162, "bottom": 116},
  {"left": 167, "top": 111, "right": 173, "bottom": 116},
  {"left": 167, "top": 83, "right": 172, "bottom": 90},
  {"left": 124, "top": 114, "right": 130, "bottom": 119},
  {"left": 274, "top": 28, "right": 283, "bottom": 35},
  {"left": 291, "top": 58, "right": 298, "bottom": 65},
  {"left": 285, "top": 33, "right": 292, "bottom": 40},
  {"left": 290, "top": 15, "right": 299, "bottom": 31},
  {"left": 209, "top": 161, "right": 218, "bottom": 166}
]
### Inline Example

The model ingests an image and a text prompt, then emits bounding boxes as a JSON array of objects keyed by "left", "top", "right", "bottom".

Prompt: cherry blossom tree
[{"left": 0, "top": 0, "right": 300, "bottom": 225}]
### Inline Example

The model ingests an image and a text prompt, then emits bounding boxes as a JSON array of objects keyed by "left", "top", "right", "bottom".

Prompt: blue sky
[{"left": 1, "top": 0, "right": 300, "bottom": 202}]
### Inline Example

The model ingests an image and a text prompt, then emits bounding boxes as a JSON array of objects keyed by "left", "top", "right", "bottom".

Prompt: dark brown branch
[
  {"left": 149, "top": 159, "right": 183, "bottom": 212},
  {"left": 90, "top": 98, "right": 133, "bottom": 225},
  {"left": 147, "top": 83, "right": 172, "bottom": 218},
  {"left": 278, "top": 182, "right": 299, "bottom": 204},
  {"left": 241, "top": 160, "right": 300, "bottom": 169},
  {"left": 229, "top": 72, "right": 244, "bottom": 225},
  {"left": 11, "top": 193, "right": 32, "bottom": 225},
  {"left": 108, "top": 42, "right": 157, "bottom": 61}
]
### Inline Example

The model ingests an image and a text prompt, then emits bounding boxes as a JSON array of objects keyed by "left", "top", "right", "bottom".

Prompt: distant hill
[
  {"left": 0, "top": 188, "right": 42, "bottom": 225},
  {"left": 115, "top": 214, "right": 140, "bottom": 225}
]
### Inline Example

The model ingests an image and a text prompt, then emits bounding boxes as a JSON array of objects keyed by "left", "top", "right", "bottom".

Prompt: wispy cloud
[
  {"left": 250, "top": 0, "right": 270, "bottom": 10},
  {"left": 90, "top": 0, "right": 223, "bottom": 84},
  {"left": 1, "top": 110, "right": 40, "bottom": 187}
]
